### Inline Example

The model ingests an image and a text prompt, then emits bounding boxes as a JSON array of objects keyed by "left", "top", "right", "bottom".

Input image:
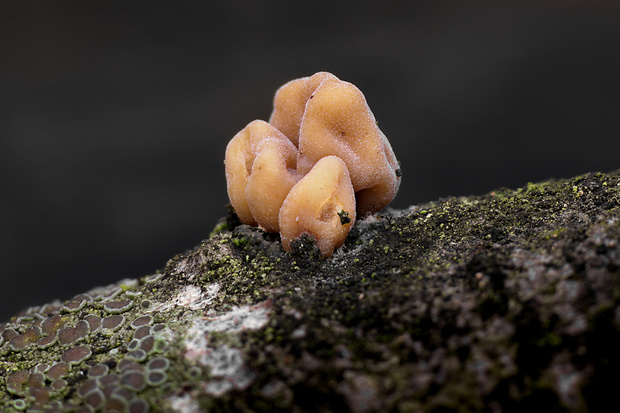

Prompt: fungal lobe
[
  {"left": 269, "top": 71, "right": 400, "bottom": 216},
  {"left": 279, "top": 156, "right": 356, "bottom": 257},
  {"left": 225, "top": 120, "right": 299, "bottom": 232},
  {"left": 269, "top": 71, "right": 338, "bottom": 147},
  {"left": 295, "top": 75, "right": 400, "bottom": 216}
]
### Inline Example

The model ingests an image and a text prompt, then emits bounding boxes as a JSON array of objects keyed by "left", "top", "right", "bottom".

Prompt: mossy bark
[{"left": 2, "top": 170, "right": 620, "bottom": 412}]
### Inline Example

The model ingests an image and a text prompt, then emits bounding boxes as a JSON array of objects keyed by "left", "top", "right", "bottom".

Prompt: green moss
[{"left": 209, "top": 221, "right": 230, "bottom": 237}]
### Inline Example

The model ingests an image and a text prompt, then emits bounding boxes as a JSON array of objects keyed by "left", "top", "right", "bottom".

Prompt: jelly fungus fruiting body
[
  {"left": 293, "top": 75, "right": 400, "bottom": 216},
  {"left": 224, "top": 72, "right": 400, "bottom": 257},
  {"left": 269, "top": 71, "right": 339, "bottom": 147},
  {"left": 225, "top": 120, "right": 299, "bottom": 232},
  {"left": 279, "top": 156, "right": 356, "bottom": 256}
]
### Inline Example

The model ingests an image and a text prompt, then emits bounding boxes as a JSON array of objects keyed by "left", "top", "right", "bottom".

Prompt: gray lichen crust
[{"left": 2, "top": 170, "right": 620, "bottom": 412}]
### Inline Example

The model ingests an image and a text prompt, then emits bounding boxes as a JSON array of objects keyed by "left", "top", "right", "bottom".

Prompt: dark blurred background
[{"left": 1, "top": 0, "right": 619, "bottom": 321}]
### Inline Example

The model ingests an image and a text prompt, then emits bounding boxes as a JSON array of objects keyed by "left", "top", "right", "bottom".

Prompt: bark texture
[{"left": 2, "top": 170, "right": 620, "bottom": 412}]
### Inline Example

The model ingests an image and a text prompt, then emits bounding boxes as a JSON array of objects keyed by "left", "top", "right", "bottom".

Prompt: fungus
[
  {"left": 99, "top": 373, "right": 120, "bottom": 387},
  {"left": 104, "top": 299, "right": 134, "bottom": 314},
  {"left": 147, "top": 356, "right": 170, "bottom": 371},
  {"left": 106, "top": 397, "right": 128, "bottom": 412},
  {"left": 279, "top": 156, "right": 356, "bottom": 256},
  {"left": 152, "top": 323, "right": 166, "bottom": 332},
  {"left": 147, "top": 370, "right": 168, "bottom": 386},
  {"left": 126, "top": 349, "right": 148, "bottom": 362},
  {"left": 84, "top": 314, "right": 102, "bottom": 331},
  {"left": 10, "top": 326, "right": 42, "bottom": 351},
  {"left": 57, "top": 319, "right": 89, "bottom": 346},
  {"left": 41, "top": 315, "right": 67, "bottom": 335},
  {"left": 101, "top": 315, "right": 125, "bottom": 332},
  {"left": 62, "top": 298, "right": 87, "bottom": 313},
  {"left": 46, "top": 362, "right": 70, "bottom": 381},
  {"left": 269, "top": 71, "right": 339, "bottom": 146},
  {"left": 89, "top": 363, "right": 110, "bottom": 378},
  {"left": 134, "top": 324, "right": 151, "bottom": 340},
  {"left": 84, "top": 389, "right": 105, "bottom": 409},
  {"left": 140, "top": 335, "right": 156, "bottom": 353},
  {"left": 131, "top": 315, "right": 153, "bottom": 328},
  {"left": 37, "top": 334, "right": 57, "bottom": 349},
  {"left": 294, "top": 75, "right": 400, "bottom": 216},
  {"left": 34, "top": 363, "right": 51, "bottom": 374},
  {"left": 2, "top": 327, "right": 19, "bottom": 341},
  {"left": 271, "top": 71, "right": 400, "bottom": 216},
  {"left": 128, "top": 399, "right": 151, "bottom": 413},
  {"left": 51, "top": 379, "right": 68, "bottom": 392},
  {"left": 120, "top": 371, "right": 147, "bottom": 391},
  {"left": 224, "top": 71, "right": 400, "bottom": 256},
  {"left": 6, "top": 371, "right": 29, "bottom": 395},
  {"left": 224, "top": 120, "right": 299, "bottom": 232},
  {"left": 62, "top": 345, "right": 92, "bottom": 365},
  {"left": 78, "top": 379, "right": 99, "bottom": 397}
]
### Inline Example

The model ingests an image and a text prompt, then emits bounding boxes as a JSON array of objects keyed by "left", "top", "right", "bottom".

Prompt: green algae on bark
[{"left": 2, "top": 170, "right": 620, "bottom": 412}]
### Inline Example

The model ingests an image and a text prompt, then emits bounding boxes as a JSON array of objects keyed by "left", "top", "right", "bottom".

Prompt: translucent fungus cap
[
  {"left": 279, "top": 156, "right": 356, "bottom": 257},
  {"left": 269, "top": 72, "right": 338, "bottom": 147},
  {"left": 269, "top": 72, "right": 400, "bottom": 216},
  {"left": 224, "top": 120, "right": 299, "bottom": 232}
]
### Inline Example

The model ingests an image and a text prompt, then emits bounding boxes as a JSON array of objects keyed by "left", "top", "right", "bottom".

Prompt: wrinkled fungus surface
[
  {"left": 225, "top": 71, "right": 400, "bottom": 257},
  {"left": 279, "top": 156, "right": 356, "bottom": 256},
  {"left": 3, "top": 170, "right": 620, "bottom": 412}
]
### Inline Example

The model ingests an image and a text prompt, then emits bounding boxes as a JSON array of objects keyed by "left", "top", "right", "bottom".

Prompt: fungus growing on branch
[{"left": 224, "top": 72, "right": 401, "bottom": 256}]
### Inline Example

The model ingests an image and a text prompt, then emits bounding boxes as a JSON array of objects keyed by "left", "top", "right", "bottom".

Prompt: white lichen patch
[
  {"left": 182, "top": 300, "right": 272, "bottom": 396},
  {"left": 150, "top": 283, "right": 220, "bottom": 312},
  {"left": 201, "top": 345, "right": 256, "bottom": 396},
  {"left": 168, "top": 393, "right": 202, "bottom": 413},
  {"left": 201, "top": 299, "right": 272, "bottom": 333}
]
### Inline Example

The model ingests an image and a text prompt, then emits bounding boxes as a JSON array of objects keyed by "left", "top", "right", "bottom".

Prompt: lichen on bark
[{"left": 2, "top": 170, "right": 620, "bottom": 412}]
